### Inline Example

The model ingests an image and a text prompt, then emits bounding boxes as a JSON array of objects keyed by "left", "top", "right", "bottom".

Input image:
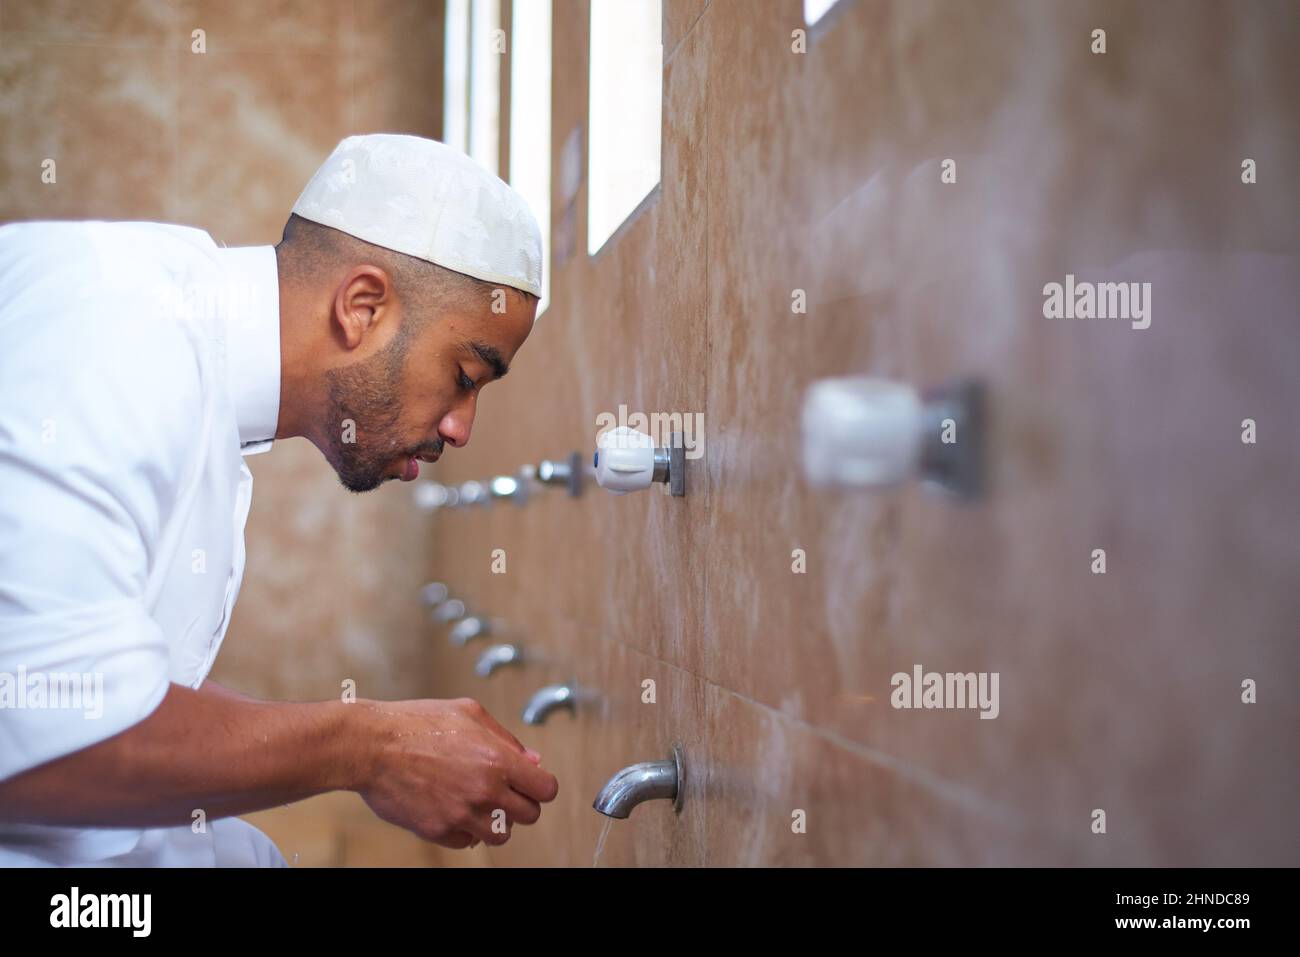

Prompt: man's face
[{"left": 320, "top": 290, "right": 535, "bottom": 493}]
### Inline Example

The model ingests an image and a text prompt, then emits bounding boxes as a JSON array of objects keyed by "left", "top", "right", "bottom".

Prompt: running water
[{"left": 592, "top": 818, "right": 614, "bottom": 867}]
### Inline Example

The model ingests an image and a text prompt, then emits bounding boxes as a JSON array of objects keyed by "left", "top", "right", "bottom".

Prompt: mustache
[{"left": 410, "top": 438, "right": 445, "bottom": 459}]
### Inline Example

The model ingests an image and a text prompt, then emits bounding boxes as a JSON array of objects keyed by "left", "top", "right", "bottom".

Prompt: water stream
[{"left": 592, "top": 817, "right": 614, "bottom": 867}]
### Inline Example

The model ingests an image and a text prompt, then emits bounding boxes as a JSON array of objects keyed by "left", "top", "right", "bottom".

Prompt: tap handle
[
  {"left": 801, "top": 376, "right": 983, "bottom": 499},
  {"left": 593, "top": 427, "right": 685, "bottom": 497}
]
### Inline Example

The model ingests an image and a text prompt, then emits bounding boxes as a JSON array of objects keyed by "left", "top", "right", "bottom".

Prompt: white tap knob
[
  {"left": 594, "top": 426, "right": 659, "bottom": 494},
  {"left": 801, "top": 377, "right": 925, "bottom": 488}
]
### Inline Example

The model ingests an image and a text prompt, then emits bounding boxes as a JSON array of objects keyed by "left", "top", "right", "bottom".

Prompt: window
[
  {"left": 803, "top": 0, "right": 842, "bottom": 25},
  {"left": 509, "top": 0, "right": 552, "bottom": 314},
  {"left": 444, "top": 0, "right": 502, "bottom": 175},
  {"left": 443, "top": 0, "right": 470, "bottom": 153},
  {"left": 469, "top": 0, "right": 501, "bottom": 174},
  {"left": 587, "top": 0, "right": 662, "bottom": 255}
]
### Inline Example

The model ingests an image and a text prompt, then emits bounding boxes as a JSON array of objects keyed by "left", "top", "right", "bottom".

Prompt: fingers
[
  {"left": 463, "top": 701, "right": 554, "bottom": 801},
  {"left": 401, "top": 700, "right": 555, "bottom": 847},
  {"left": 459, "top": 795, "right": 541, "bottom": 846},
  {"left": 499, "top": 789, "right": 542, "bottom": 826},
  {"left": 435, "top": 830, "right": 479, "bottom": 850},
  {"left": 506, "top": 758, "right": 560, "bottom": 804}
]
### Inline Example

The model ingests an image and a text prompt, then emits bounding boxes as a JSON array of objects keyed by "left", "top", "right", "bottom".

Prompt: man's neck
[{"left": 273, "top": 248, "right": 313, "bottom": 444}]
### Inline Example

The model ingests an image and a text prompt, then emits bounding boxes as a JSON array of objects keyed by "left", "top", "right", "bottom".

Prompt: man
[{"left": 0, "top": 133, "right": 558, "bottom": 866}]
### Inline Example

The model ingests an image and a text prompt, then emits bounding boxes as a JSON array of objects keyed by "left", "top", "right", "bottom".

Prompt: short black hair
[{"left": 276, "top": 213, "right": 535, "bottom": 341}]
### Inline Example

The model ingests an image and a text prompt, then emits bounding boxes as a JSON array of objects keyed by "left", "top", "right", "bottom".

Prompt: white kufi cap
[{"left": 291, "top": 133, "right": 543, "bottom": 298}]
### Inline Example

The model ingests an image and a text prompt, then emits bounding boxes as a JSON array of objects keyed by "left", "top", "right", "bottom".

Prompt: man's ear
[{"left": 333, "top": 265, "right": 392, "bottom": 350}]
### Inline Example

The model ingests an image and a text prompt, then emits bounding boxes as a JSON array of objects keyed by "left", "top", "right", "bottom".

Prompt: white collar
[{"left": 213, "top": 246, "right": 281, "bottom": 456}]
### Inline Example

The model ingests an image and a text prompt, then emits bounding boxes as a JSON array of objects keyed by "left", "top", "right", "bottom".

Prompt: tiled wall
[
  {"left": 422, "top": 0, "right": 1300, "bottom": 866},
  {"left": 0, "top": 0, "right": 453, "bottom": 867}
]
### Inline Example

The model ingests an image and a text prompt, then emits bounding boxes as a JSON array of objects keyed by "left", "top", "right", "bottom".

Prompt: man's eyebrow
[{"left": 467, "top": 340, "right": 509, "bottom": 380}]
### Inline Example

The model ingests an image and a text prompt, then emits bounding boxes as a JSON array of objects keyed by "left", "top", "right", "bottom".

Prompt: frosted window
[
  {"left": 509, "top": 0, "right": 552, "bottom": 314},
  {"left": 587, "top": 0, "right": 662, "bottom": 255},
  {"left": 443, "top": 0, "right": 470, "bottom": 153},
  {"left": 804, "top": 0, "right": 841, "bottom": 25},
  {"left": 444, "top": 0, "right": 502, "bottom": 174},
  {"left": 469, "top": 0, "right": 502, "bottom": 175}
]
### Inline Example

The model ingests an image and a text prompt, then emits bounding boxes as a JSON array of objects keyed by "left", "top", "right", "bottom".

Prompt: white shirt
[{"left": 0, "top": 221, "right": 287, "bottom": 866}]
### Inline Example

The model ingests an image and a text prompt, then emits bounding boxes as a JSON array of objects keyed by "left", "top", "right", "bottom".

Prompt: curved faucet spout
[
  {"left": 593, "top": 745, "right": 685, "bottom": 819},
  {"left": 450, "top": 615, "right": 489, "bottom": 647},
  {"left": 522, "top": 684, "right": 575, "bottom": 725},
  {"left": 476, "top": 643, "right": 521, "bottom": 677}
]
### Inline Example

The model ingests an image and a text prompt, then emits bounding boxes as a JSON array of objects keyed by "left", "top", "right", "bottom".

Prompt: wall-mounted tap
[
  {"left": 536, "top": 451, "right": 584, "bottom": 497},
  {"left": 432, "top": 598, "right": 467, "bottom": 625},
  {"left": 593, "top": 744, "right": 685, "bottom": 819},
  {"left": 449, "top": 615, "right": 490, "bottom": 647},
  {"left": 413, "top": 481, "right": 458, "bottom": 510},
  {"left": 489, "top": 474, "right": 529, "bottom": 505},
  {"left": 422, "top": 584, "right": 470, "bottom": 629},
  {"left": 801, "top": 376, "right": 985, "bottom": 500},
  {"left": 593, "top": 427, "right": 686, "bottom": 497},
  {"left": 457, "top": 480, "right": 491, "bottom": 507},
  {"left": 521, "top": 684, "right": 575, "bottom": 725},
  {"left": 475, "top": 643, "right": 522, "bottom": 677},
  {"left": 420, "top": 581, "right": 450, "bottom": 608}
]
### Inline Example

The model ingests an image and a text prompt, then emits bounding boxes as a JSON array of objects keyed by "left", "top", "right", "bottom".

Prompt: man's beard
[{"left": 322, "top": 335, "right": 440, "bottom": 493}]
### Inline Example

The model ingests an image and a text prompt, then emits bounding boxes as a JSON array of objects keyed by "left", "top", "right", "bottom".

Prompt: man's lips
[{"left": 400, "top": 451, "right": 440, "bottom": 482}]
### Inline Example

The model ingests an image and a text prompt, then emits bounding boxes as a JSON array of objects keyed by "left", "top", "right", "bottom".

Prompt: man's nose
[{"left": 439, "top": 403, "right": 475, "bottom": 448}]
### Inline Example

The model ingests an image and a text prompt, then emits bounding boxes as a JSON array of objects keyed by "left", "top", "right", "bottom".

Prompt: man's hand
[
  {"left": 0, "top": 683, "right": 557, "bottom": 854},
  {"left": 351, "top": 697, "right": 558, "bottom": 849}
]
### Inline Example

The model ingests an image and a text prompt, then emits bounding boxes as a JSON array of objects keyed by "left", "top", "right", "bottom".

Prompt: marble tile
[
  {"left": 0, "top": 0, "right": 178, "bottom": 46},
  {"left": 350, "top": 0, "right": 445, "bottom": 59},
  {"left": 0, "top": 42, "right": 177, "bottom": 222},
  {"left": 664, "top": 0, "right": 708, "bottom": 63},
  {"left": 173, "top": 0, "right": 347, "bottom": 53},
  {"left": 343, "top": 53, "right": 442, "bottom": 138},
  {"left": 703, "top": 682, "right": 1053, "bottom": 865},
  {"left": 171, "top": 48, "right": 348, "bottom": 242}
]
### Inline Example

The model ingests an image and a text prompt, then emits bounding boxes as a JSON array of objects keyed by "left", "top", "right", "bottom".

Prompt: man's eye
[{"left": 458, "top": 370, "right": 476, "bottom": 393}]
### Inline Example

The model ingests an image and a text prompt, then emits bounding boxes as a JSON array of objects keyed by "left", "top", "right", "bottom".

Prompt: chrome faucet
[
  {"left": 420, "top": 582, "right": 450, "bottom": 607},
  {"left": 449, "top": 615, "right": 490, "bottom": 647},
  {"left": 521, "top": 684, "right": 575, "bottom": 725},
  {"left": 475, "top": 643, "right": 521, "bottom": 677},
  {"left": 593, "top": 745, "right": 685, "bottom": 819},
  {"left": 432, "top": 598, "right": 466, "bottom": 625},
  {"left": 536, "top": 451, "right": 584, "bottom": 497}
]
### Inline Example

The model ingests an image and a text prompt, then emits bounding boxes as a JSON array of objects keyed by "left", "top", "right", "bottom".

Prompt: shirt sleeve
[{"left": 0, "top": 224, "right": 201, "bottom": 782}]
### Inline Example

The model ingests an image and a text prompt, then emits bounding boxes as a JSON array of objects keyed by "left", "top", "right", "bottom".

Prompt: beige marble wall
[
  {"left": 0, "top": 0, "right": 452, "bottom": 866},
  {"left": 422, "top": 0, "right": 1300, "bottom": 866}
]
